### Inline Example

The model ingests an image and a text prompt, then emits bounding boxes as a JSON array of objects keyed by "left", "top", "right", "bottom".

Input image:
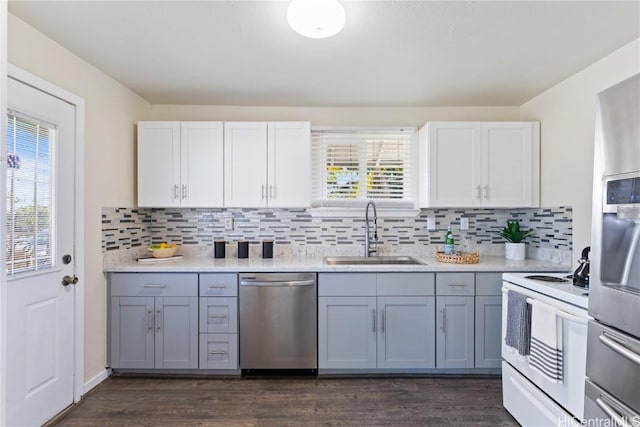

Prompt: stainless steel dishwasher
[{"left": 239, "top": 272, "right": 317, "bottom": 371}]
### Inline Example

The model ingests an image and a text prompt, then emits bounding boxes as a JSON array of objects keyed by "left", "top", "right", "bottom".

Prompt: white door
[
  {"left": 223, "top": 122, "right": 267, "bottom": 207},
  {"left": 137, "top": 121, "right": 181, "bottom": 207},
  {"left": 6, "top": 76, "right": 77, "bottom": 426},
  {"left": 267, "top": 122, "right": 311, "bottom": 207}
]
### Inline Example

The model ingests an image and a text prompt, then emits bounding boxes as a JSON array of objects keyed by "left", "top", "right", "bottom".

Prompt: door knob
[{"left": 62, "top": 275, "right": 78, "bottom": 286}]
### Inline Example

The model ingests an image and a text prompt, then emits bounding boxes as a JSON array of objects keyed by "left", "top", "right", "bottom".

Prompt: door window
[{"left": 6, "top": 112, "right": 55, "bottom": 275}]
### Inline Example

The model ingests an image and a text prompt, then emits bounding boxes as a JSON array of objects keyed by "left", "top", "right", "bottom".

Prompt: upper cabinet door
[
  {"left": 224, "top": 122, "right": 268, "bottom": 207},
  {"left": 482, "top": 122, "right": 540, "bottom": 207},
  {"left": 180, "top": 122, "right": 224, "bottom": 207},
  {"left": 267, "top": 122, "right": 311, "bottom": 208},
  {"left": 138, "top": 121, "right": 181, "bottom": 207},
  {"left": 420, "top": 122, "right": 482, "bottom": 207}
]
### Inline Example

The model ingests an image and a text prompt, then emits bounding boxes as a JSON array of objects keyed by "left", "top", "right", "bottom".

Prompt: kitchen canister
[
  {"left": 237, "top": 241, "right": 249, "bottom": 259},
  {"left": 214, "top": 240, "right": 226, "bottom": 258},
  {"left": 262, "top": 240, "right": 273, "bottom": 259}
]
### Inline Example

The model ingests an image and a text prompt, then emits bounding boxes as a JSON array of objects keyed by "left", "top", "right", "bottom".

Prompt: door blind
[{"left": 311, "top": 127, "right": 417, "bottom": 208}]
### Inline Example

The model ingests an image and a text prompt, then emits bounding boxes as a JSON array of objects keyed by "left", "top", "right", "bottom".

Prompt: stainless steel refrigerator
[{"left": 584, "top": 73, "right": 640, "bottom": 424}]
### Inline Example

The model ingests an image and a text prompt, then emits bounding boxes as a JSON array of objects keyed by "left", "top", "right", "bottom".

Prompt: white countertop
[
  {"left": 105, "top": 255, "right": 570, "bottom": 274},
  {"left": 502, "top": 272, "right": 588, "bottom": 309}
]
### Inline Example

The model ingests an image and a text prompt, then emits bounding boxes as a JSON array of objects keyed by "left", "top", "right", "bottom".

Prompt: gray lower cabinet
[
  {"left": 474, "top": 272, "right": 503, "bottom": 369},
  {"left": 109, "top": 273, "right": 199, "bottom": 369},
  {"left": 318, "top": 272, "right": 436, "bottom": 370},
  {"left": 198, "top": 273, "right": 238, "bottom": 370},
  {"left": 435, "top": 273, "right": 475, "bottom": 369}
]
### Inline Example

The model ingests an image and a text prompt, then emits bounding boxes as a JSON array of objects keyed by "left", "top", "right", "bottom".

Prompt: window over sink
[{"left": 310, "top": 127, "right": 418, "bottom": 216}]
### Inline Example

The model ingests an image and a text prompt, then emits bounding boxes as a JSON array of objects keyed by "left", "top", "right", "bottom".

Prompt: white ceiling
[{"left": 8, "top": 1, "right": 640, "bottom": 107}]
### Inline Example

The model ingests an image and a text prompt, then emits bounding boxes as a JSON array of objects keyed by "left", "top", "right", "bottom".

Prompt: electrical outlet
[
  {"left": 427, "top": 217, "right": 436, "bottom": 231},
  {"left": 460, "top": 217, "right": 469, "bottom": 230},
  {"left": 224, "top": 216, "right": 234, "bottom": 231}
]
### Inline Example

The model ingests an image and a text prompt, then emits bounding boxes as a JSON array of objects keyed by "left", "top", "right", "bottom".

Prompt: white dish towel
[{"left": 528, "top": 299, "right": 564, "bottom": 383}]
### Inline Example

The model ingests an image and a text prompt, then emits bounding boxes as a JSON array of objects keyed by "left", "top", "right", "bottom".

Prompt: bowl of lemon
[{"left": 148, "top": 242, "right": 178, "bottom": 258}]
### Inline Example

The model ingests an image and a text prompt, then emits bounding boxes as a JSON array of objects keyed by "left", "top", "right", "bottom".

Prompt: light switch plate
[
  {"left": 427, "top": 217, "right": 436, "bottom": 231},
  {"left": 224, "top": 216, "right": 234, "bottom": 231},
  {"left": 460, "top": 217, "right": 469, "bottom": 230}
]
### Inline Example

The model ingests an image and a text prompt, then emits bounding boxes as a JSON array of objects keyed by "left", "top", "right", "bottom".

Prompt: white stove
[{"left": 501, "top": 272, "right": 590, "bottom": 427}]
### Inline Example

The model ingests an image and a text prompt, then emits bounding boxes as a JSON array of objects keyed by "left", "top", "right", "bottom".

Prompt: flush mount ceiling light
[{"left": 287, "top": 0, "right": 346, "bottom": 39}]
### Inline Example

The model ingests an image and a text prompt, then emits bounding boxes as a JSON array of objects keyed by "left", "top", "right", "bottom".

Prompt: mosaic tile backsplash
[{"left": 102, "top": 206, "right": 572, "bottom": 258}]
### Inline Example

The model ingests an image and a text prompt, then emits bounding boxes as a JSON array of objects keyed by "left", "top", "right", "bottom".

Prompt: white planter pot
[{"left": 505, "top": 242, "right": 526, "bottom": 261}]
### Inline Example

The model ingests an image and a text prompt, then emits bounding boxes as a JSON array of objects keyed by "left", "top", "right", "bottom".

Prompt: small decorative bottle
[{"left": 444, "top": 226, "right": 455, "bottom": 255}]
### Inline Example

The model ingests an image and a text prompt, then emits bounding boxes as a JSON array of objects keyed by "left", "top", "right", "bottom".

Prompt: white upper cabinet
[
  {"left": 418, "top": 121, "right": 540, "bottom": 208},
  {"left": 137, "top": 121, "right": 224, "bottom": 207},
  {"left": 224, "top": 121, "right": 311, "bottom": 208}
]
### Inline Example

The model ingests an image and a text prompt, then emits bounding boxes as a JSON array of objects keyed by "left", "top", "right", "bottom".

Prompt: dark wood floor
[{"left": 52, "top": 376, "right": 517, "bottom": 426}]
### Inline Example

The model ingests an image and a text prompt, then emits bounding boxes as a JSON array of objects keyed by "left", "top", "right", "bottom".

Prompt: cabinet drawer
[
  {"left": 110, "top": 273, "right": 198, "bottom": 297},
  {"left": 318, "top": 273, "right": 376, "bottom": 296},
  {"left": 200, "top": 297, "right": 238, "bottom": 333},
  {"left": 377, "top": 273, "right": 435, "bottom": 296},
  {"left": 475, "top": 273, "right": 503, "bottom": 296},
  {"left": 199, "top": 273, "right": 237, "bottom": 296},
  {"left": 436, "top": 273, "right": 475, "bottom": 296},
  {"left": 199, "top": 334, "right": 238, "bottom": 370}
]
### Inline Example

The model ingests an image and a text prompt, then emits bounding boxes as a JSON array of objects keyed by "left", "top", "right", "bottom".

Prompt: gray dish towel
[{"left": 505, "top": 290, "right": 532, "bottom": 355}]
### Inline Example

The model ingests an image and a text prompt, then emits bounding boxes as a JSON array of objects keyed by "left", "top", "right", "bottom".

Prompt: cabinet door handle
[
  {"left": 381, "top": 309, "right": 385, "bottom": 334},
  {"left": 208, "top": 314, "right": 228, "bottom": 319},
  {"left": 476, "top": 185, "right": 482, "bottom": 200},
  {"left": 483, "top": 185, "right": 488, "bottom": 200},
  {"left": 147, "top": 309, "right": 153, "bottom": 331},
  {"left": 261, "top": 185, "right": 265, "bottom": 200},
  {"left": 372, "top": 309, "right": 376, "bottom": 333},
  {"left": 269, "top": 184, "right": 274, "bottom": 200},
  {"left": 182, "top": 184, "right": 187, "bottom": 199},
  {"left": 174, "top": 184, "right": 179, "bottom": 199},
  {"left": 441, "top": 309, "right": 446, "bottom": 333},
  {"left": 156, "top": 309, "right": 161, "bottom": 332}
]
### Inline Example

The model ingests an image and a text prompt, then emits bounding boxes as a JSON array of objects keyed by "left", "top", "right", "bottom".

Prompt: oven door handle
[
  {"left": 595, "top": 397, "right": 632, "bottom": 427},
  {"left": 524, "top": 298, "right": 589, "bottom": 325},
  {"left": 599, "top": 333, "right": 640, "bottom": 366}
]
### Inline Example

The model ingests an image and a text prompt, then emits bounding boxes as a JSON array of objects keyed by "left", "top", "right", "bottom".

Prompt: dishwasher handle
[{"left": 240, "top": 279, "right": 315, "bottom": 287}]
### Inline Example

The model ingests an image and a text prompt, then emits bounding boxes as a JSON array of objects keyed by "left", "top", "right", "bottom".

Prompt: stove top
[
  {"left": 502, "top": 272, "right": 589, "bottom": 309},
  {"left": 524, "top": 275, "right": 571, "bottom": 283}
]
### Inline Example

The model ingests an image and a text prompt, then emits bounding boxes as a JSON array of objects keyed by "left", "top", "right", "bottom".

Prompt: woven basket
[{"left": 435, "top": 251, "right": 480, "bottom": 264}]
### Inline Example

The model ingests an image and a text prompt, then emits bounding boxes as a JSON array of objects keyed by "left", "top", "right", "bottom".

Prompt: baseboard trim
[{"left": 83, "top": 368, "right": 111, "bottom": 395}]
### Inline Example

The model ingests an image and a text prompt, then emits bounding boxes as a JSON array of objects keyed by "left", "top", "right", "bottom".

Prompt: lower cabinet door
[
  {"left": 475, "top": 295, "right": 502, "bottom": 368},
  {"left": 318, "top": 296, "right": 377, "bottom": 369},
  {"left": 110, "top": 296, "right": 155, "bottom": 369},
  {"left": 199, "top": 334, "right": 238, "bottom": 370},
  {"left": 377, "top": 296, "right": 435, "bottom": 369},
  {"left": 436, "top": 296, "right": 475, "bottom": 368},
  {"left": 155, "top": 296, "right": 198, "bottom": 369}
]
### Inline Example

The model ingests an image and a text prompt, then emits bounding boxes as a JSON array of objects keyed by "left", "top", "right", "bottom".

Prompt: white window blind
[
  {"left": 6, "top": 112, "right": 55, "bottom": 275},
  {"left": 311, "top": 127, "right": 417, "bottom": 209}
]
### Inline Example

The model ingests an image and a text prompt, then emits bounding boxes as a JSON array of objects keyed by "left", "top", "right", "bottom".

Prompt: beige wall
[
  {"left": 7, "top": 14, "right": 151, "bottom": 384},
  {"left": 520, "top": 38, "right": 640, "bottom": 266},
  {"left": 151, "top": 104, "right": 520, "bottom": 125}
]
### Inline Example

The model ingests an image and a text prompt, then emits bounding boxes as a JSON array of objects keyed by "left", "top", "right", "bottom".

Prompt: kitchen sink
[{"left": 324, "top": 256, "right": 425, "bottom": 265}]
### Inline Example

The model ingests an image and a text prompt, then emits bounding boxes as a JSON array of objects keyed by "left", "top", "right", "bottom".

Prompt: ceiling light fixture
[{"left": 287, "top": 0, "right": 346, "bottom": 39}]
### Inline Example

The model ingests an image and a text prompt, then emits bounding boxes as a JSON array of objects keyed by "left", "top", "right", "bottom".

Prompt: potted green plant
[{"left": 494, "top": 220, "right": 535, "bottom": 261}]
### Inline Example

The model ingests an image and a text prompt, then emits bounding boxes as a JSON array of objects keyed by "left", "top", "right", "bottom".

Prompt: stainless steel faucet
[{"left": 364, "top": 200, "right": 378, "bottom": 257}]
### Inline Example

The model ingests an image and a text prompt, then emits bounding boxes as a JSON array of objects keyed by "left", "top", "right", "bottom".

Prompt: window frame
[{"left": 309, "top": 126, "right": 419, "bottom": 217}]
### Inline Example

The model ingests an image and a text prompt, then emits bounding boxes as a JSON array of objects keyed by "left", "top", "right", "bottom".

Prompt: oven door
[{"left": 501, "top": 282, "right": 589, "bottom": 419}]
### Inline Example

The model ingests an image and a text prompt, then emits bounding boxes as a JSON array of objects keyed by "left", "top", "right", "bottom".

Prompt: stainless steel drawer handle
[
  {"left": 208, "top": 285, "right": 226, "bottom": 289},
  {"left": 447, "top": 283, "right": 468, "bottom": 287},
  {"left": 599, "top": 333, "right": 640, "bottom": 366},
  {"left": 208, "top": 314, "right": 227, "bottom": 319},
  {"left": 240, "top": 280, "right": 315, "bottom": 287},
  {"left": 208, "top": 351, "right": 228, "bottom": 355},
  {"left": 142, "top": 284, "right": 167, "bottom": 288},
  {"left": 595, "top": 397, "right": 631, "bottom": 427}
]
